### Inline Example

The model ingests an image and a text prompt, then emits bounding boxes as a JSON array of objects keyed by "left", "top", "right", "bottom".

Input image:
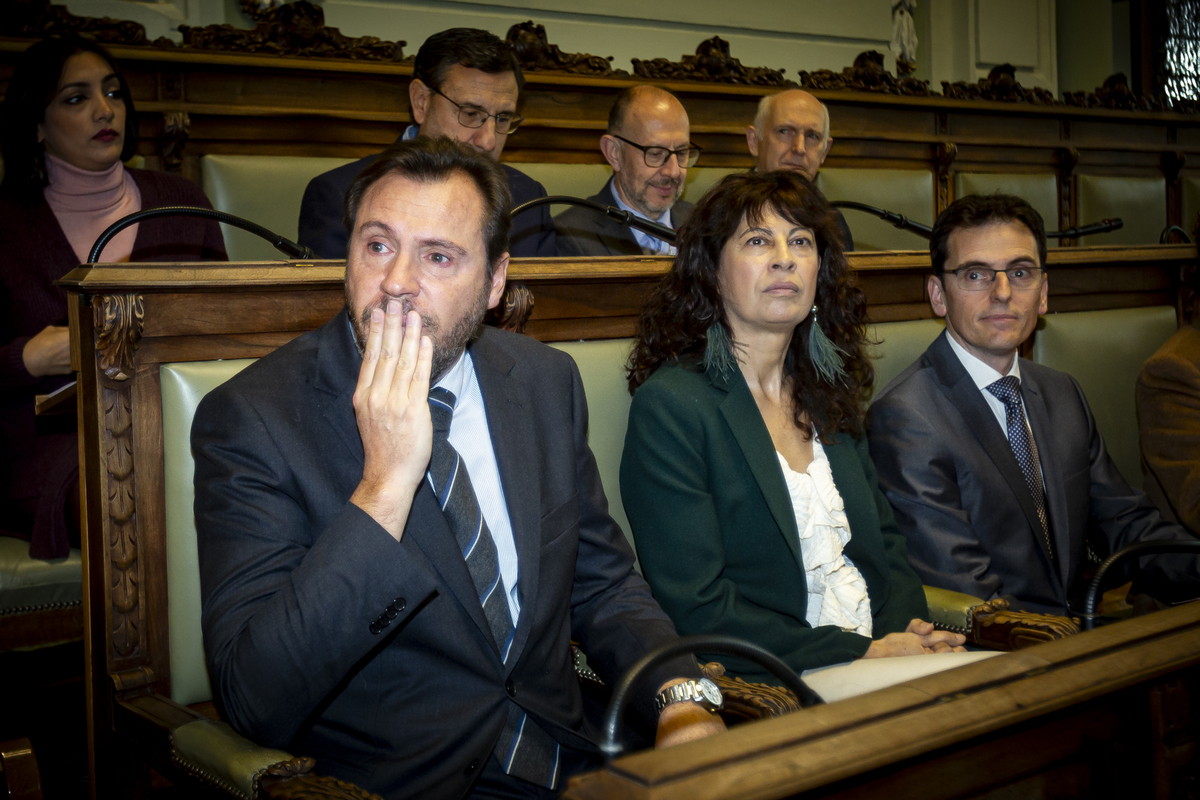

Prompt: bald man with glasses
[
  {"left": 555, "top": 85, "right": 700, "bottom": 257},
  {"left": 299, "top": 27, "right": 556, "bottom": 260}
]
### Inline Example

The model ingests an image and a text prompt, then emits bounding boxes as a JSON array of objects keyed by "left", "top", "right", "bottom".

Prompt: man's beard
[
  {"left": 348, "top": 281, "right": 492, "bottom": 383},
  {"left": 620, "top": 173, "right": 682, "bottom": 218}
]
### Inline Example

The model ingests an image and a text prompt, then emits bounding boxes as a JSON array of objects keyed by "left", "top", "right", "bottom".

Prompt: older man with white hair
[{"left": 747, "top": 89, "right": 854, "bottom": 250}]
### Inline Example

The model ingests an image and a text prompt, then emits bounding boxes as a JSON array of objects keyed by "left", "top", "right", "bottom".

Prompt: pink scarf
[{"left": 43, "top": 153, "right": 142, "bottom": 263}]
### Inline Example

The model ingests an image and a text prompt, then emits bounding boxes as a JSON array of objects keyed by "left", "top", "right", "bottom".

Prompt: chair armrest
[
  {"left": 924, "top": 586, "right": 1080, "bottom": 650},
  {"left": 700, "top": 662, "right": 801, "bottom": 723},
  {"left": 170, "top": 717, "right": 383, "bottom": 800}
]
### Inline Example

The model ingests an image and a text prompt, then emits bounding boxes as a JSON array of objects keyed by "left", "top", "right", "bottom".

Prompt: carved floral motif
[
  {"left": 157, "top": 111, "right": 190, "bottom": 174},
  {"left": 942, "top": 64, "right": 1057, "bottom": 105},
  {"left": 2, "top": 0, "right": 150, "bottom": 45},
  {"left": 701, "top": 661, "right": 801, "bottom": 722},
  {"left": 969, "top": 598, "right": 1080, "bottom": 650},
  {"left": 632, "top": 36, "right": 791, "bottom": 86},
  {"left": 1062, "top": 73, "right": 1180, "bottom": 113},
  {"left": 797, "top": 51, "right": 930, "bottom": 97},
  {"left": 490, "top": 283, "right": 535, "bottom": 334},
  {"left": 178, "top": 1, "right": 408, "bottom": 62},
  {"left": 260, "top": 757, "right": 386, "bottom": 800},
  {"left": 506, "top": 21, "right": 626, "bottom": 77}
]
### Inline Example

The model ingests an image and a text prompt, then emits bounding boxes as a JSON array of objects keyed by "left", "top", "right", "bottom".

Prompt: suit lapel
[
  {"left": 1020, "top": 368, "right": 1072, "bottom": 587},
  {"left": 592, "top": 182, "right": 643, "bottom": 256},
  {"left": 713, "top": 368, "right": 803, "bottom": 569},
  {"left": 314, "top": 311, "right": 496, "bottom": 650},
  {"left": 469, "top": 329, "right": 542, "bottom": 671},
  {"left": 927, "top": 335, "right": 1052, "bottom": 565}
]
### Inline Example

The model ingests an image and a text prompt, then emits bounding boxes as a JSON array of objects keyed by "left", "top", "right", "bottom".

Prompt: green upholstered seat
[
  {"left": 1075, "top": 174, "right": 1167, "bottom": 246},
  {"left": 954, "top": 173, "right": 1059, "bottom": 247},
  {"left": 200, "top": 155, "right": 355, "bottom": 262},
  {"left": 161, "top": 359, "right": 256, "bottom": 706},
  {"left": 866, "top": 318, "right": 946, "bottom": 399},
  {"left": 1032, "top": 306, "right": 1178, "bottom": 488},
  {"left": 171, "top": 718, "right": 292, "bottom": 800},
  {"left": 817, "top": 168, "right": 935, "bottom": 251},
  {"left": 0, "top": 536, "right": 82, "bottom": 614}
]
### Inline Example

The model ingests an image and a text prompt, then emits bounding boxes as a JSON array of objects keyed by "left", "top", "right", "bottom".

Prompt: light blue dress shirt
[{"left": 609, "top": 178, "right": 676, "bottom": 256}]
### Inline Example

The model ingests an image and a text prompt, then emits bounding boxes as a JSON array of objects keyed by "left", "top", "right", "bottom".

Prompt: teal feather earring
[
  {"left": 808, "top": 304, "right": 847, "bottom": 384},
  {"left": 702, "top": 322, "right": 738, "bottom": 379}
]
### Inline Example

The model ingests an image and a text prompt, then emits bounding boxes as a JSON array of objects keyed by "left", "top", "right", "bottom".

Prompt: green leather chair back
[
  {"left": 1180, "top": 175, "right": 1200, "bottom": 238},
  {"left": 867, "top": 318, "right": 946, "bottom": 399},
  {"left": 200, "top": 155, "right": 355, "bottom": 262},
  {"left": 954, "top": 173, "right": 1059, "bottom": 247},
  {"left": 548, "top": 339, "right": 638, "bottom": 559},
  {"left": 161, "top": 359, "right": 256, "bottom": 706},
  {"left": 1032, "top": 306, "right": 1178, "bottom": 487},
  {"left": 817, "top": 168, "right": 935, "bottom": 251},
  {"left": 0, "top": 537, "right": 82, "bottom": 614},
  {"left": 1075, "top": 175, "right": 1167, "bottom": 246}
]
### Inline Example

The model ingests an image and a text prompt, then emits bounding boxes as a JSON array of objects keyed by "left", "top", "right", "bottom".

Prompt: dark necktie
[
  {"left": 427, "top": 387, "right": 562, "bottom": 789},
  {"left": 985, "top": 376, "right": 1055, "bottom": 565}
]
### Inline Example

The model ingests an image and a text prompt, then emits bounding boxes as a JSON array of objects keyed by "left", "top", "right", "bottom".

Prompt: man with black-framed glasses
[
  {"left": 867, "top": 193, "right": 1200, "bottom": 617},
  {"left": 299, "top": 28, "right": 556, "bottom": 260},
  {"left": 556, "top": 86, "right": 697, "bottom": 257}
]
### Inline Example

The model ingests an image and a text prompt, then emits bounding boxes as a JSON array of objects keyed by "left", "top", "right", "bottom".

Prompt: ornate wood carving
[
  {"left": 491, "top": 282, "right": 535, "bottom": 334},
  {"left": 969, "top": 599, "right": 1081, "bottom": 650},
  {"left": 797, "top": 50, "right": 930, "bottom": 97},
  {"left": 94, "top": 295, "right": 144, "bottom": 660},
  {"left": 1062, "top": 73, "right": 1178, "bottom": 113},
  {"left": 1, "top": 0, "right": 152, "bottom": 45},
  {"left": 632, "top": 36, "right": 791, "bottom": 86},
  {"left": 933, "top": 141, "right": 958, "bottom": 215},
  {"left": 157, "top": 111, "right": 190, "bottom": 174},
  {"left": 95, "top": 294, "right": 144, "bottom": 382},
  {"left": 505, "top": 21, "right": 626, "bottom": 77},
  {"left": 1058, "top": 146, "right": 1080, "bottom": 239},
  {"left": 110, "top": 666, "right": 156, "bottom": 694},
  {"left": 178, "top": 1, "right": 407, "bottom": 62},
  {"left": 1164, "top": 151, "right": 1188, "bottom": 185},
  {"left": 260, "top": 757, "right": 386, "bottom": 800},
  {"left": 1179, "top": 263, "right": 1199, "bottom": 325},
  {"left": 942, "top": 64, "right": 1057, "bottom": 105},
  {"left": 701, "top": 662, "right": 801, "bottom": 724}
]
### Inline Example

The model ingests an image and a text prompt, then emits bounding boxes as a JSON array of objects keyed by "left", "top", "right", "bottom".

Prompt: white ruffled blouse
[{"left": 776, "top": 442, "right": 873, "bottom": 637}]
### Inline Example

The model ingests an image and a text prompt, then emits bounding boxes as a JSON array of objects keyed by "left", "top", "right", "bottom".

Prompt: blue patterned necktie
[
  {"left": 985, "top": 377, "right": 1055, "bottom": 565},
  {"left": 427, "top": 387, "right": 562, "bottom": 789}
]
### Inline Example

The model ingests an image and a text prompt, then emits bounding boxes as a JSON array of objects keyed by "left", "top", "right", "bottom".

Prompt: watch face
[{"left": 699, "top": 678, "right": 722, "bottom": 706}]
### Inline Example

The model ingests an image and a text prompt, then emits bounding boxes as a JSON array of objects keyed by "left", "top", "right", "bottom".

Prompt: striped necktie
[
  {"left": 985, "top": 377, "right": 1055, "bottom": 566},
  {"left": 427, "top": 388, "right": 562, "bottom": 789}
]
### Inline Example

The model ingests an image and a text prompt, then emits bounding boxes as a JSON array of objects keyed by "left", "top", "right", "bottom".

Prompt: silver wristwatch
[{"left": 655, "top": 678, "right": 723, "bottom": 713}]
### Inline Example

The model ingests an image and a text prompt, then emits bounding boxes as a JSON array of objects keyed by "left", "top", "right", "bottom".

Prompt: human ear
[
  {"left": 409, "top": 79, "right": 431, "bottom": 125},
  {"left": 599, "top": 135, "right": 622, "bottom": 171},
  {"left": 927, "top": 274, "right": 949, "bottom": 318}
]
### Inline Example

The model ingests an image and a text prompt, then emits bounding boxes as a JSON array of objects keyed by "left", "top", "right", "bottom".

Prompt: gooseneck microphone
[
  {"left": 831, "top": 200, "right": 934, "bottom": 238},
  {"left": 510, "top": 195, "right": 678, "bottom": 244},
  {"left": 88, "top": 206, "right": 315, "bottom": 264},
  {"left": 1046, "top": 218, "right": 1123, "bottom": 239}
]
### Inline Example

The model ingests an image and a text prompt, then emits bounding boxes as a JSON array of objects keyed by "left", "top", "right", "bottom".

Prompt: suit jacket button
[
  {"left": 505, "top": 679, "right": 515, "bottom": 697},
  {"left": 386, "top": 606, "right": 399, "bottom": 620},
  {"left": 369, "top": 621, "right": 381, "bottom": 635},
  {"left": 464, "top": 759, "right": 479, "bottom": 776},
  {"left": 394, "top": 598, "right": 405, "bottom": 612}
]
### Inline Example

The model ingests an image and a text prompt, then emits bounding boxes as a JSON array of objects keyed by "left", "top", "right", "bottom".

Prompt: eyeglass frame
[
  {"left": 611, "top": 134, "right": 703, "bottom": 169},
  {"left": 428, "top": 85, "right": 524, "bottom": 135},
  {"left": 943, "top": 264, "right": 1046, "bottom": 292}
]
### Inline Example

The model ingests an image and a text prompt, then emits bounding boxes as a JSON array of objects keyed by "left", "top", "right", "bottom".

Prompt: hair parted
[
  {"left": 930, "top": 193, "right": 1048, "bottom": 276},
  {"left": 342, "top": 136, "right": 512, "bottom": 271},
  {"left": 627, "top": 169, "right": 873, "bottom": 441},
  {"left": 0, "top": 35, "right": 137, "bottom": 198},
  {"left": 413, "top": 28, "right": 524, "bottom": 94}
]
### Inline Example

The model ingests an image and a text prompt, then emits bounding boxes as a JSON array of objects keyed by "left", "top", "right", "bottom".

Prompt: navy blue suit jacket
[{"left": 298, "top": 151, "right": 556, "bottom": 259}]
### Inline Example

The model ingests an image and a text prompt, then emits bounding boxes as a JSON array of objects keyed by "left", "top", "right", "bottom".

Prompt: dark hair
[
  {"left": 343, "top": 136, "right": 512, "bottom": 271},
  {"left": 0, "top": 35, "right": 137, "bottom": 198},
  {"left": 930, "top": 193, "right": 1048, "bottom": 276},
  {"left": 413, "top": 28, "right": 524, "bottom": 94},
  {"left": 607, "top": 85, "right": 677, "bottom": 134},
  {"left": 628, "top": 170, "right": 873, "bottom": 441}
]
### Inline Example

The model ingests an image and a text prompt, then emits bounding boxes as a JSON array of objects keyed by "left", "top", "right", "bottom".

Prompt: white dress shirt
[
  {"left": 609, "top": 178, "right": 676, "bottom": 256},
  {"left": 433, "top": 350, "right": 522, "bottom": 623},
  {"left": 944, "top": 332, "right": 1034, "bottom": 445}
]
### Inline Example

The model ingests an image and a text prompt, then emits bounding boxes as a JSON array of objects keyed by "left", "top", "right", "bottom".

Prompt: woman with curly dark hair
[{"left": 620, "top": 170, "right": 963, "bottom": 685}]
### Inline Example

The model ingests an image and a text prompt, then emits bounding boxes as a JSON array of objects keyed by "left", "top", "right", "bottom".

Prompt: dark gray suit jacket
[
  {"left": 193, "top": 314, "right": 693, "bottom": 799},
  {"left": 554, "top": 181, "right": 693, "bottom": 257},
  {"left": 868, "top": 331, "right": 1199, "bottom": 615}
]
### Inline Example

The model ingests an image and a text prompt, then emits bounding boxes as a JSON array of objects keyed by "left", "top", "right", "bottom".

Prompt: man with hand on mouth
[{"left": 555, "top": 85, "right": 699, "bottom": 257}]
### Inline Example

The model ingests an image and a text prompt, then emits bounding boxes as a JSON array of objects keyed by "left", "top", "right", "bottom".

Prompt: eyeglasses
[
  {"left": 612, "top": 135, "right": 702, "bottom": 169},
  {"left": 430, "top": 86, "right": 524, "bottom": 135},
  {"left": 946, "top": 266, "right": 1045, "bottom": 292}
]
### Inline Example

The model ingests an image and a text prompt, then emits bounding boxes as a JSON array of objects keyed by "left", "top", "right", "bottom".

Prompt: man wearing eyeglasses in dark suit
[
  {"left": 299, "top": 28, "right": 556, "bottom": 260},
  {"left": 867, "top": 194, "right": 1200, "bottom": 617},
  {"left": 555, "top": 86, "right": 699, "bottom": 257}
]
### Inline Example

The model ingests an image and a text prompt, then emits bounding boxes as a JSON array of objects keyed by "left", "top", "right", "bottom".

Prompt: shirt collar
[
  {"left": 434, "top": 348, "right": 472, "bottom": 398},
  {"left": 609, "top": 177, "right": 673, "bottom": 230},
  {"left": 945, "top": 329, "right": 1021, "bottom": 391},
  {"left": 402, "top": 124, "right": 420, "bottom": 141}
]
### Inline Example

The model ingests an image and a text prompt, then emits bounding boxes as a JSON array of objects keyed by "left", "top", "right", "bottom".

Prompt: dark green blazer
[{"left": 620, "top": 360, "right": 928, "bottom": 684}]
